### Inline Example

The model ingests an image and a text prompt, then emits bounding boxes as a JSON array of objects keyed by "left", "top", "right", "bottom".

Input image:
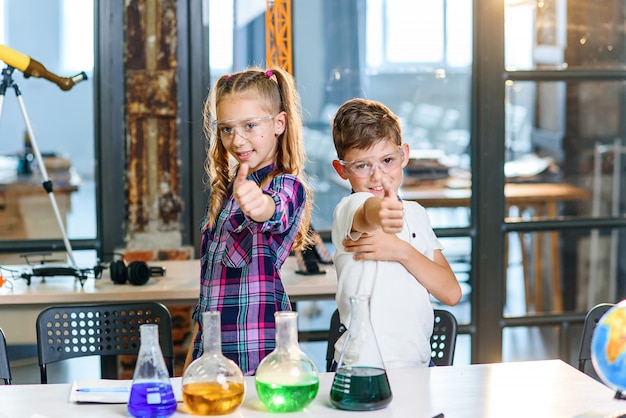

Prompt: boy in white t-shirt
[{"left": 330, "top": 98, "right": 462, "bottom": 369}]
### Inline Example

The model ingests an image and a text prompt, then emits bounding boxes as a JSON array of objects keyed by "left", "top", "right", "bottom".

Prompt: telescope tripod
[{"left": 0, "top": 65, "right": 78, "bottom": 269}]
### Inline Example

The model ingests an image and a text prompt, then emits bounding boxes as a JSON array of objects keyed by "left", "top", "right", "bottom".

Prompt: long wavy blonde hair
[{"left": 202, "top": 67, "right": 313, "bottom": 250}]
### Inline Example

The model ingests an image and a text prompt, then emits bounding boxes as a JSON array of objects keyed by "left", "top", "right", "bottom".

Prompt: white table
[
  {"left": 0, "top": 258, "right": 337, "bottom": 344},
  {"left": 1, "top": 360, "right": 624, "bottom": 418}
]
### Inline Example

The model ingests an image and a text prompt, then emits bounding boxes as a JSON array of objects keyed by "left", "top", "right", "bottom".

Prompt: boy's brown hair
[{"left": 332, "top": 98, "right": 402, "bottom": 160}]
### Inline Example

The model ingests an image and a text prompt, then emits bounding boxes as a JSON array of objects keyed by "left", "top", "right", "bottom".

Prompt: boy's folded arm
[{"left": 397, "top": 248, "right": 462, "bottom": 306}]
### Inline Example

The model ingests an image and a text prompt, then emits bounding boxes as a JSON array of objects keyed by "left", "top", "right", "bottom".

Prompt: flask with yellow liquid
[{"left": 181, "top": 311, "right": 245, "bottom": 415}]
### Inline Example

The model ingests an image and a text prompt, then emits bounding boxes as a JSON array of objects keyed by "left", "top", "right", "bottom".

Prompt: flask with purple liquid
[{"left": 128, "top": 324, "right": 177, "bottom": 417}]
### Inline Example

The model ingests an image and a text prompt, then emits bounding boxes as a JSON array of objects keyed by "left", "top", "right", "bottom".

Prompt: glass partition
[
  {"left": 207, "top": 0, "right": 474, "bottom": 364},
  {"left": 504, "top": 0, "right": 626, "bottom": 316},
  {"left": 505, "top": 0, "right": 626, "bottom": 71},
  {"left": 504, "top": 78, "right": 626, "bottom": 313},
  {"left": 296, "top": 0, "right": 473, "bottom": 231}
]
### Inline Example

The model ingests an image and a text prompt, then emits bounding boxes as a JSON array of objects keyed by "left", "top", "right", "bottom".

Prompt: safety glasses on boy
[{"left": 338, "top": 147, "right": 404, "bottom": 178}]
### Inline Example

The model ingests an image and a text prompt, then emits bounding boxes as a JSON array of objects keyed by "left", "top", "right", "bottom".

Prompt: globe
[{"left": 591, "top": 301, "right": 626, "bottom": 395}]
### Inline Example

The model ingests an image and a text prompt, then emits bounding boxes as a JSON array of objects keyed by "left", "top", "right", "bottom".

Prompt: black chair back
[
  {"left": 431, "top": 309, "right": 458, "bottom": 366},
  {"left": 0, "top": 328, "right": 12, "bottom": 384},
  {"left": 36, "top": 302, "right": 174, "bottom": 383},
  {"left": 325, "top": 309, "right": 346, "bottom": 372},
  {"left": 577, "top": 302, "right": 614, "bottom": 381}
]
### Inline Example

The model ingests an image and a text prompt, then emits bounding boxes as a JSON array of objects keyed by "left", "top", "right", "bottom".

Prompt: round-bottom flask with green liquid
[
  {"left": 182, "top": 311, "right": 245, "bottom": 415},
  {"left": 255, "top": 311, "right": 319, "bottom": 412},
  {"left": 330, "top": 295, "right": 393, "bottom": 411}
]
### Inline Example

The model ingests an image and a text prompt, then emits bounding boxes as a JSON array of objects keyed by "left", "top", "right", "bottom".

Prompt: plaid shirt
[{"left": 191, "top": 164, "right": 306, "bottom": 375}]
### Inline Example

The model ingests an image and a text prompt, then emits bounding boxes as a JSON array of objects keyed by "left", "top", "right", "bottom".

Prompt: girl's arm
[{"left": 183, "top": 322, "right": 199, "bottom": 371}]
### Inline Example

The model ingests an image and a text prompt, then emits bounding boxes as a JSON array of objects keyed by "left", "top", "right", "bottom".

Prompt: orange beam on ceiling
[{"left": 265, "top": 0, "right": 292, "bottom": 74}]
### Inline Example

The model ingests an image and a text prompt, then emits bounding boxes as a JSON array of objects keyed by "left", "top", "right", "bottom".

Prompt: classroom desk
[
  {"left": 400, "top": 182, "right": 590, "bottom": 312},
  {"left": 0, "top": 257, "right": 337, "bottom": 307},
  {"left": 0, "top": 258, "right": 337, "bottom": 344},
  {"left": 1, "top": 360, "right": 624, "bottom": 418}
]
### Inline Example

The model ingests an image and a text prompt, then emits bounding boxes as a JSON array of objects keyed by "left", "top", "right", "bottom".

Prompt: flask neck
[
  {"left": 349, "top": 294, "right": 373, "bottom": 328},
  {"left": 274, "top": 311, "right": 299, "bottom": 350},
  {"left": 202, "top": 311, "right": 222, "bottom": 355},
  {"left": 337, "top": 294, "right": 387, "bottom": 370},
  {"left": 139, "top": 324, "right": 159, "bottom": 351},
  {"left": 133, "top": 324, "right": 171, "bottom": 383}
]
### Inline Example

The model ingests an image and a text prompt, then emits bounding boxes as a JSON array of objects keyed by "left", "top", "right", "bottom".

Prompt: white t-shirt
[{"left": 332, "top": 192, "right": 442, "bottom": 369}]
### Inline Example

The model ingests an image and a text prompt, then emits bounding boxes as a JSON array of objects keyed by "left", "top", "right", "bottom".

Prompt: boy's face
[{"left": 332, "top": 141, "right": 409, "bottom": 197}]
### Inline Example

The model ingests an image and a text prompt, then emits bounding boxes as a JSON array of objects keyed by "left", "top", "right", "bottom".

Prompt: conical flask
[
  {"left": 330, "top": 294, "right": 393, "bottom": 411},
  {"left": 255, "top": 311, "right": 319, "bottom": 412},
  {"left": 182, "top": 311, "right": 245, "bottom": 415},
  {"left": 128, "top": 323, "right": 177, "bottom": 417}
]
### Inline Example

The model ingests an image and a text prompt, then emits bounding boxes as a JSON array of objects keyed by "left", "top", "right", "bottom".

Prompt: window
[
  {"left": 0, "top": 0, "right": 5, "bottom": 45},
  {"left": 61, "top": 0, "right": 94, "bottom": 75},
  {"left": 208, "top": 0, "right": 233, "bottom": 74},
  {"left": 0, "top": 1, "right": 95, "bottom": 266},
  {"left": 366, "top": 0, "right": 472, "bottom": 70}
]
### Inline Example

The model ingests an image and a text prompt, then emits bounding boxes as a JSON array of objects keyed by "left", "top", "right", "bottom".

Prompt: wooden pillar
[
  {"left": 120, "top": 0, "right": 193, "bottom": 378},
  {"left": 124, "top": 0, "right": 184, "bottom": 250}
]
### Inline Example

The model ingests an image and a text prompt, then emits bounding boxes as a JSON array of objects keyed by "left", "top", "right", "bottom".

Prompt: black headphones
[{"left": 109, "top": 256, "right": 165, "bottom": 286}]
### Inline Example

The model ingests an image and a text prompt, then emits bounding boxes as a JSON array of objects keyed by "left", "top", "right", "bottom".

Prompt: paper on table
[{"left": 69, "top": 377, "right": 183, "bottom": 404}]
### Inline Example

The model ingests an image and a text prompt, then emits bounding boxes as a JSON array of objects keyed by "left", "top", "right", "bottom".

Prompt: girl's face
[{"left": 216, "top": 96, "right": 286, "bottom": 173}]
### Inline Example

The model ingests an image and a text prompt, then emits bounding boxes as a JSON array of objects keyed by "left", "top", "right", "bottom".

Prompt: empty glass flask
[
  {"left": 330, "top": 294, "right": 393, "bottom": 411},
  {"left": 255, "top": 311, "right": 319, "bottom": 412},
  {"left": 128, "top": 323, "right": 177, "bottom": 418},
  {"left": 182, "top": 311, "right": 245, "bottom": 415}
]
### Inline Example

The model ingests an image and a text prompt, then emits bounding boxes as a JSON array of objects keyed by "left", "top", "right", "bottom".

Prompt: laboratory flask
[
  {"left": 182, "top": 311, "right": 245, "bottom": 415},
  {"left": 330, "top": 294, "right": 393, "bottom": 411},
  {"left": 255, "top": 311, "right": 319, "bottom": 412},
  {"left": 128, "top": 323, "right": 177, "bottom": 418}
]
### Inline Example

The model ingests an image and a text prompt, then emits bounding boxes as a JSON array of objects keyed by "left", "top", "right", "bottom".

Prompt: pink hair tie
[
  {"left": 265, "top": 70, "right": 273, "bottom": 78},
  {"left": 225, "top": 74, "right": 232, "bottom": 80}
]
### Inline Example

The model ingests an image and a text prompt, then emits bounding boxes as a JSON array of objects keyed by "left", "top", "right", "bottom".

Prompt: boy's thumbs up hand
[
  {"left": 233, "top": 164, "right": 267, "bottom": 220},
  {"left": 383, "top": 179, "right": 398, "bottom": 201},
  {"left": 379, "top": 179, "right": 404, "bottom": 234}
]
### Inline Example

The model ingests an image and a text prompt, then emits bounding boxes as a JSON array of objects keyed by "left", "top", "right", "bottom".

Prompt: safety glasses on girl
[
  {"left": 212, "top": 115, "right": 274, "bottom": 140},
  {"left": 339, "top": 147, "right": 404, "bottom": 178}
]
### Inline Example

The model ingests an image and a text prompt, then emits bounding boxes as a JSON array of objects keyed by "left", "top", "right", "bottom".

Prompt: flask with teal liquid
[{"left": 330, "top": 294, "right": 393, "bottom": 411}]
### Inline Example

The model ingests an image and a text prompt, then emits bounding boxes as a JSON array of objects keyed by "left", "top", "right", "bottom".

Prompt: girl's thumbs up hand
[
  {"left": 235, "top": 163, "right": 249, "bottom": 187},
  {"left": 233, "top": 164, "right": 271, "bottom": 221}
]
